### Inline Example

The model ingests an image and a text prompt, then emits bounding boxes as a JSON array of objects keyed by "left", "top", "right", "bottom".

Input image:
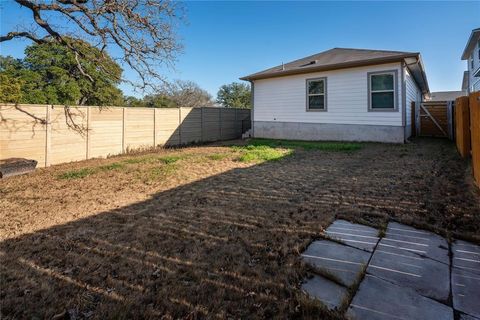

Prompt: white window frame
[
  {"left": 306, "top": 77, "right": 327, "bottom": 112},
  {"left": 367, "top": 70, "right": 398, "bottom": 112}
]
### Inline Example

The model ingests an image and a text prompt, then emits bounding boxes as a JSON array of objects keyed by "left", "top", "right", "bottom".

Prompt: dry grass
[{"left": 1, "top": 138, "right": 479, "bottom": 319}]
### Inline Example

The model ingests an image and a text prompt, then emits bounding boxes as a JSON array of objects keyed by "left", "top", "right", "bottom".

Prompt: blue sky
[{"left": 1, "top": 1, "right": 479, "bottom": 98}]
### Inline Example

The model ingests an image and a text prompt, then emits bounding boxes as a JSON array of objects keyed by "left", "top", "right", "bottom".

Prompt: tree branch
[{"left": 0, "top": 31, "right": 45, "bottom": 43}]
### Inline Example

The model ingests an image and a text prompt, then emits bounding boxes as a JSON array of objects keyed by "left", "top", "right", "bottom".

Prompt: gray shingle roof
[
  {"left": 240, "top": 48, "right": 419, "bottom": 81},
  {"left": 429, "top": 91, "right": 466, "bottom": 102}
]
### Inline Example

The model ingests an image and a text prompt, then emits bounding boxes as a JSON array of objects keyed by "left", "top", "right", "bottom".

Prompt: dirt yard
[{"left": 1, "top": 138, "right": 479, "bottom": 319}]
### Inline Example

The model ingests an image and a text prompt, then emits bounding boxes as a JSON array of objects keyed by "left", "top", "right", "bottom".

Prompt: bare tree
[
  {"left": 161, "top": 80, "right": 214, "bottom": 108},
  {"left": 1, "top": 0, "right": 184, "bottom": 92}
]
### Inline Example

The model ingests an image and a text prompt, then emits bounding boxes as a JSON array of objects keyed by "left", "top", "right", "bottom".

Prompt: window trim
[
  {"left": 367, "top": 70, "right": 398, "bottom": 112},
  {"left": 306, "top": 77, "right": 327, "bottom": 112}
]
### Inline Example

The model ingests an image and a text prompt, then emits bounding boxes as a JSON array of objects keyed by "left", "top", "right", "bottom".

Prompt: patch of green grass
[
  {"left": 378, "top": 222, "right": 387, "bottom": 238},
  {"left": 58, "top": 161, "right": 127, "bottom": 180},
  {"left": 248, "top": 138, "right": 363, "bottom": 151},
  {"left": 57, "top": 168, "right": 96, "bottom": 180},
  {"left": 144, "top": 163, "right": 178, "bottom": 182},
  {"left": 121, "top": 155, "right": 158, "bottom": 165},
  {"left": 232, "top": 145, "right": 292, "bottom": 162},
  {"left": 98, "top": 162, "right": 125, "bottom": 171},
  {"left": 158, "top": 155, "right": 183, "bottom": 164},
  {"left": 340, "top": 264, "right": 367, "bottom": 312},
  {"left": 57, "top": 153, "right": 188, "bottom": 181}
]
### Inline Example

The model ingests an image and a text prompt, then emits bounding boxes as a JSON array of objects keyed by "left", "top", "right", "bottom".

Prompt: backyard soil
[{"left": 1, "top": 138, "right": 479, "bottom": 319}]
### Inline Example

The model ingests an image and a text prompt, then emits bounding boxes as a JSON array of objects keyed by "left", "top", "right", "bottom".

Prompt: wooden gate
[{"left": 416, "top": 101, "right": 452, "bottom": 138}]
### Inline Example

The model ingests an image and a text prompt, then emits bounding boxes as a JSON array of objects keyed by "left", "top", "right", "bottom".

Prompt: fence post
[
  {"left": 415, "top": 102, "right": 421, "bottom": 137},
  {"left": 153, "top": 108, "right": 157, "bottom": 148},
  {"left": 235, "top": 108, "right": 238, "bottom": 138},
  {"left": 470, "top": 92, "right": 480, "bottom": 187},
  {"left": 45, "top": 105, "right": 51, "bottom": 167},
  {"left": 86, "top": 107, "right": 91, "bottom": 159},
  {"left": 201, "top": 107, "right": 204, "bottom": 142},
  {"left": 122, "top": 107, "right": 126, "bottom": 153},
  {"left": 219, "top": 108, "right": 223, "bottom": 140},
  {"left": 178, "top": 107, "right": 182, "bottom": 145},
  {"left": 447, "top": 101, "right": 454, "bottom": 140},
  {"left": 455, "top": 96, "right": 471, "bottom": 158}
]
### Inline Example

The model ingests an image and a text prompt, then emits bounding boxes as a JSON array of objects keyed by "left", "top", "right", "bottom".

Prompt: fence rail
[
  {"left": 0, "top": 104, "right": 251, "bottom": 167},
  {"left": 454, "top": 92, "right": 480, "bottom": 187}
]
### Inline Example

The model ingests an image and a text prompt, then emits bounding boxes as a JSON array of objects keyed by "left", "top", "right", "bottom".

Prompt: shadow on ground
[{"left": 1, "top": 138, "right": 479, "bottom": 319}]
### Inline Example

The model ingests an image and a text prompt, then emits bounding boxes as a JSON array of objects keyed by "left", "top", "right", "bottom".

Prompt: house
[
  {"left": 240, "top": 48, "right": 430, "bottom": 143},
  {"left": 462, "top": 28, "right": 480, "bottom": 93}
]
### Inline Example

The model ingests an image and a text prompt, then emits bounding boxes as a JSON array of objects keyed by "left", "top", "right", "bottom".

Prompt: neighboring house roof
[
  {"left": 461, "top": 28, "right": 480, "bottom": 60},
  {"left": 240, "top": 48, "right": 429, "bottom": 94},
  {"left": 462, "top": 71, "right": 469, "bottom": 91},
  {"left": 429, "top": 91, "right": 466, "bottom": 102}
]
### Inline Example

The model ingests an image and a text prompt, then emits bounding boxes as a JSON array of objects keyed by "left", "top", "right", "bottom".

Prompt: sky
[{"left": 1, "top": 1, "right": 479, "bottom": 98}]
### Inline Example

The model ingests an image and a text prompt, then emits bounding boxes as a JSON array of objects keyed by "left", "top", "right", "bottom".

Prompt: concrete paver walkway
[
  {"left": 301, "top": 220, "right": 480, "bottom": 320},
  {"left": 302, "top": 239, "right": 371, "bottom": 287}
]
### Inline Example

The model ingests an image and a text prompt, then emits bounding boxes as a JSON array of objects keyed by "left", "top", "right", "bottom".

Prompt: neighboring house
[
  {"left": 429, "top": 91, "right": 466, "bottom": 102},
  {"left": 462, "top": 71, "right": 469, "bottom": 92},
  {"left": 462, "top": 28, "right": 480, "bottom": 93},
  {"left": 240, "top": 48, "right": 429, "bottom": 143}
]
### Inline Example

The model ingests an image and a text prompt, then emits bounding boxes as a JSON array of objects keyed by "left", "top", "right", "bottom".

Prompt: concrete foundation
[{"left": 253, "top": 121, "right": 405, "bottom": 143}]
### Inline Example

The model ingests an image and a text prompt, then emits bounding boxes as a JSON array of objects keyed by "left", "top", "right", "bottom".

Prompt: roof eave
[
  {"left": 404, "top": 54, "right": 430, "bottom": 95},
  {"left": 240, "top": 53, "right": 419, "bottom": 81},
  {"left": 461, "top": 28, "right": 480, "bottom": 60}
]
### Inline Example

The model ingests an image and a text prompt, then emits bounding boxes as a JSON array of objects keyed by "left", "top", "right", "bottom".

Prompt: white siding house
[
  {"left": 241, "top": 48, "right": 429, "bottom": 143},
  {"left": 462, "top": 28, "right": 480, "bottom": 93}
]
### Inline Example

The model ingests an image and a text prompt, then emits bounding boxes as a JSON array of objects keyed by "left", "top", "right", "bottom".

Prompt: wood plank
[
  {"left": 470, "top": 92, "right": 480, "bottom": 187},
  {"left": 455, "top": 96, "right": 470, "bottom": 158}
]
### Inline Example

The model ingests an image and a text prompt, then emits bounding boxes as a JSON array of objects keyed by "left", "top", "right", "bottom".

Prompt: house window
[
  {"left": 368, "top": 71, "right": 397, "bottom": 111},
  {"left": 472, "top": 53, "right": 475, "bottom": 69},
  {"left": 306, "top": 78, "right": 327, "bottom": 111}
]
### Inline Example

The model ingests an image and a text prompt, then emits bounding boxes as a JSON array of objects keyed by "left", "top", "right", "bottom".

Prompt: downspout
[{"left": 401, "top": 61, "right": 407, "bottom": 142}]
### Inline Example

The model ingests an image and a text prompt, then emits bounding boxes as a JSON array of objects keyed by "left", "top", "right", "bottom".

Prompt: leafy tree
[
  {"left": 1, "top": 0, "right": 183, "bottom": 91},
  {"left": 217, "top": 82, "right": 251, "bottom": 108},
  {"left": 123, "top": 94, "right": 176, "bottom": 108},
  {"left": 143, "top": 94, "right": 178, "bottom": 108},
  {"left": 123, "top": 96, "right": 148, "bottom": 108},
  {"left": 0, "top": 73, "right": 23, "bottom": 103},
  {"left": 0, "top": 38, "right": 124, "bottom": 105}
]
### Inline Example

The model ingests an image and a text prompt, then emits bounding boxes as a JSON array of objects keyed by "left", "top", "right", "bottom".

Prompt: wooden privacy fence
[
  {"left": 454, "top": 91, "right": 480, "bottom": 187},
  {"left": 415, "top": 101, "right": 452, "bottom": 138},
  {"left": 0, "top": 104, "right": 251, "bottom": 167}
]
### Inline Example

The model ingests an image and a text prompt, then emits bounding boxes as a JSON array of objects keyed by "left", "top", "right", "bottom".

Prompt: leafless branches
[{"left": 1, "top": 0, "right": 184, "bottom": 92}]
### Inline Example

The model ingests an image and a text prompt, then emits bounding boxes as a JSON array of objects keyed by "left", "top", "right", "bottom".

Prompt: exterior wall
[
  {"left": 405, "top": 67, "right": 422, "bottom": 138},
  {"left": 467, "top": 39, "right": 480, "bottom": 92},
  {"left": 252, "top": 62, "right": 404, "bottom": 142},
  {"left": 254, "top": 121, "right": 405, "bottom": 143},
  {"left": 473, "top": 77, "right": 480, "bottom": 92}
]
